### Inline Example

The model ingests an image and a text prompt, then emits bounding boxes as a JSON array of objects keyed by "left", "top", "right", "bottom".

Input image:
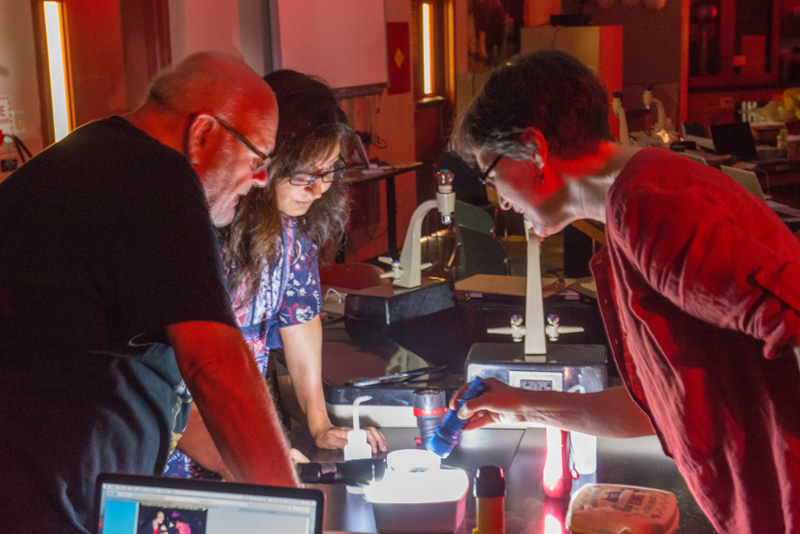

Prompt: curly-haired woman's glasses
[{"left": 288, "top": 155, "right": 349, "bottom": 186}]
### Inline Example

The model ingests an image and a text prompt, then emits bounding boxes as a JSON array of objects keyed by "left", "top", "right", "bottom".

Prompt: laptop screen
[
  {"left": 709, "top": 122, "right": 759, "bottom": 160},
  {"left": 93, "top": 474, "right": 324, "bottom": 534}
]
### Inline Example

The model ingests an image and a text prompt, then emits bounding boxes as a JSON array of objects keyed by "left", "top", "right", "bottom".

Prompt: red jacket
[{"left": 592, "top": 148, "right": 800, "bottom": 533}]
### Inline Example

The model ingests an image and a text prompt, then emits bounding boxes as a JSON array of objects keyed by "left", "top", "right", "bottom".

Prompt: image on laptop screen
[{"left": 93, "top": 474, "right": 324, "bottom": 534}]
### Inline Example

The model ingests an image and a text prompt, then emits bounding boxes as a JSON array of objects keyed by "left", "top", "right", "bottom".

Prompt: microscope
[
  {"left": 612, "top": 91, "right": 630, "bottom": 146},
  {"left": 379, "top": 169, "right": 455, "bottom": 288},
  {"left": 465, "top": 226, "right": 608, "bottom": 498},
  {"left": 643, "top": 82, "right": 666, "bottom": 133},
  {"left": 481, "top": 233, "right": 585, "bottom": 357}
]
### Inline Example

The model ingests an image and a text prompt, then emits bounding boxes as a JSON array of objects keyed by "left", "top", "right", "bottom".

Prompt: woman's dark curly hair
[{"left": 220, "top": 70, "right": 351, "bottom": 302}]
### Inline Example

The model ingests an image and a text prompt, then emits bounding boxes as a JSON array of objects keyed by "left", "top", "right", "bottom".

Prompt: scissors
[{"left": 346, "top": 365, "right": 447, "bottom": 387}]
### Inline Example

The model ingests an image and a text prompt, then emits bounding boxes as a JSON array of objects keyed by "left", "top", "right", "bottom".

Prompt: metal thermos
[
  {"left": 426, "top": 377, "right": 488, "bottom": 458},
  {"left": 412, "top": 387, "right": 447, "bottom": 444}
]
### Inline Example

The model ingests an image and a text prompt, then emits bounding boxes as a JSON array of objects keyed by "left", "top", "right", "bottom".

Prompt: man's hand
[
  {"left": 290, "top": 448, "right": 310, "bottom": 464},
  {"left": 177, "top": 404, "right": 234, "bottom": 481},
  {"left": 451, "top": 377, "right": 655, "bottom": 439},
  {"left": 168, "top": 321, "right": 299, "bottom": 487},
  {"left": 451, "top": 377, "right": 532, "bottom": 430}
]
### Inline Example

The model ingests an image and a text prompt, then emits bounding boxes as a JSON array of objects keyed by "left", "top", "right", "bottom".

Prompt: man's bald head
[
  {"left": 133, "top": 52, "right": 278, "bottom": 227},
  {"left": 143, "top": 51, "right": 277, "bottom": 125}
]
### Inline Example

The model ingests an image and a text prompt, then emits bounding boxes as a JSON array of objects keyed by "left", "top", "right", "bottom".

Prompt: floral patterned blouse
[
  {"left": 164, "top": 214, "right": 321, "bottom": 478},
  {"left": 230, "top": 213, "right": 322, "bottom": 376}
]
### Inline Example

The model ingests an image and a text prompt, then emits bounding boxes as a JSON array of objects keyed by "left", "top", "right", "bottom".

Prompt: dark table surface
[
  {"left": 322, "top": 292, "right": 612, "bottom": 378},
  {"left": 291, "top": 426, "right": 716, "bottom": 534},
  {"left": 301, "top": 288, "right": 716, "bottom": 533}
]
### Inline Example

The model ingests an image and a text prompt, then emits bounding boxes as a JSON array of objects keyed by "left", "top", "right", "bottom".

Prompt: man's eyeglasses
[
  {"left": 478, "top": 154, "right": 503, "bottom": 190},
  {"left": 288, "top": 155, "right": 349, "bottom": 186},
  {"left": 214, "top": 116, "right": 272, "bottom": 175}
]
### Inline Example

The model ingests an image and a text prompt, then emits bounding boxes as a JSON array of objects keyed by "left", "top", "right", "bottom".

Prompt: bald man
[{"left": 0, "top": 52, "right": 298, "bottom": 534}]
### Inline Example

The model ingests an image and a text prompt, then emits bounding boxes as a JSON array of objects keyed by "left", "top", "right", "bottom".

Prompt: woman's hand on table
[{"left": 312, "top": 422, "right": 388, "bottom": 453}]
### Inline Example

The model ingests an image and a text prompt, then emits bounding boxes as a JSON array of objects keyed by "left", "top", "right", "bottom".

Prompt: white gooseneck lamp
[{"left": 379, "top": 170, "right": 455, "bottom": 288}]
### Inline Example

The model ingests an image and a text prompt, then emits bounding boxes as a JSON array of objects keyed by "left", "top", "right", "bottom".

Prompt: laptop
[
  {"left": 719, "top": 165, "right": 767, "bottom": 200},
  {"left": 92, "top": 473, "right": 325, "bottom": 534},
  {"left": 710, "top": 122, "right": 800, "bottom": 173},
  {"left": 720, "top": 165, "right": 800, "bottom": 231}
]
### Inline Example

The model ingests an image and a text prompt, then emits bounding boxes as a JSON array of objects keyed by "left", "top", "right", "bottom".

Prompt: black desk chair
[
  {"left": 452, "top": 224, "right": 508, "bottom": 280},
  {"left": 448, "top": 200, "right": 507, "bottom": 281}
]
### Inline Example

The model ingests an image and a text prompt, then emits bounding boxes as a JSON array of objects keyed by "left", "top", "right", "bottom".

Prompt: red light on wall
[
  {"left": 422, "top": 3, "right": 433, "bottom": 95},
  {"left": 43, "top": 0, "right": 72, "bottom": 141}
]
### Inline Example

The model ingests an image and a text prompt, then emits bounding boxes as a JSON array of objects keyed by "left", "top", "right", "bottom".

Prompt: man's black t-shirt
[{"left": 0, "top": 117, "right": 237, "bottom": 533}]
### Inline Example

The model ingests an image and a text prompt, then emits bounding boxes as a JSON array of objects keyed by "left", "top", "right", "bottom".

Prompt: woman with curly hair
[
  {"left": 221, "top": 70, "right": 385, "bottom": 453},
  {"left": 165, "top": 70, "right": 386, "bottom": 480}
]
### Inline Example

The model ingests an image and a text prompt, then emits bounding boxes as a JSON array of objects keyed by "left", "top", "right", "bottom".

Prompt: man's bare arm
[
  {"left": 167, "top": 321, "right": 299, "bottom": 486},
  {"left": 457, "top": 379, "right": 655, "bottom": 439}
]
